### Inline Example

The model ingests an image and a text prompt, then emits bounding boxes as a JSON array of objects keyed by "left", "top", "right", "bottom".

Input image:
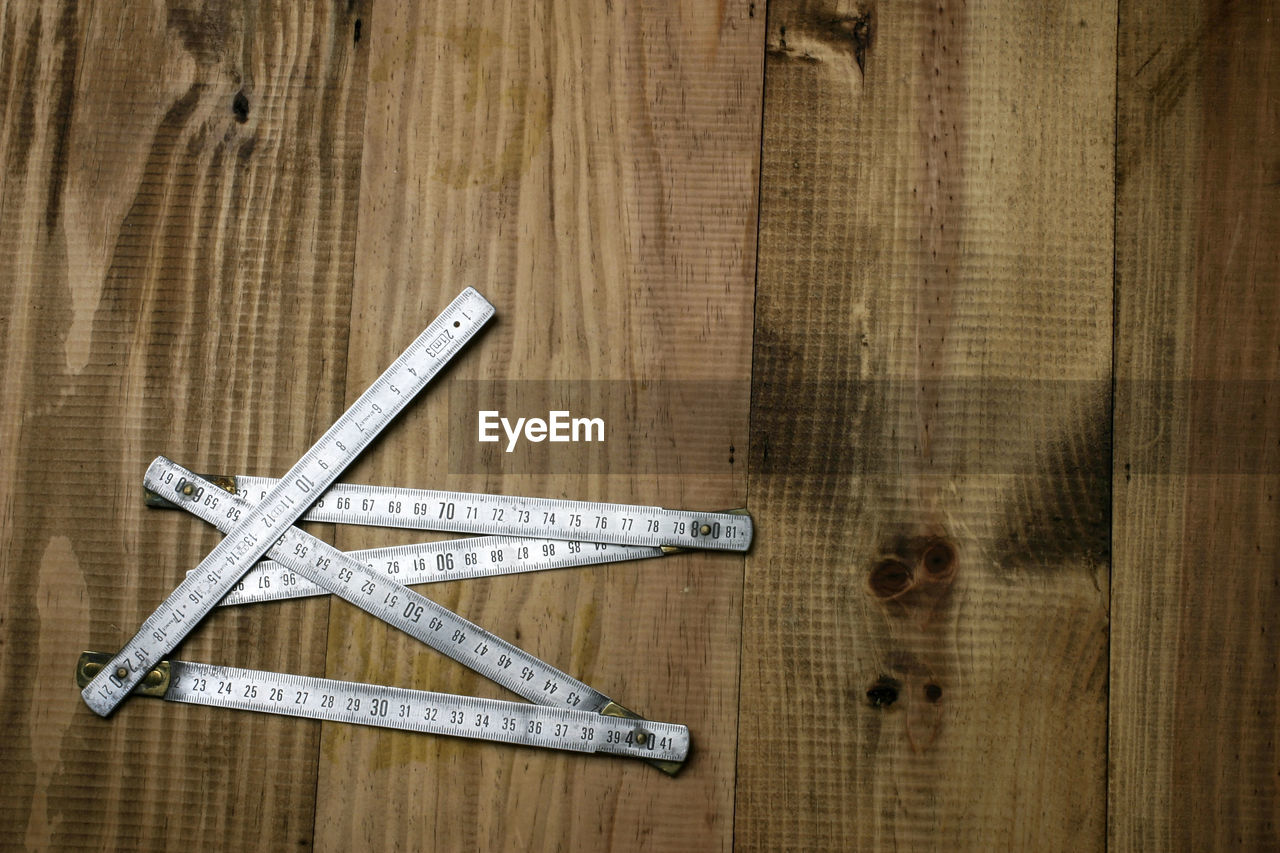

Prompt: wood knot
[
  {"left": 232, "top": 90, "right": 250, "bottom": 123},
  {"left": 921, "top": 540, "right": 956, "bottom": 581},
  {"left": 866, "top": 677, "right": 900, "bottom": 708},
  {"left": 868, "top": 559, "right": 913, "bottom": 599},
  {"left": 865, "top": 534, "right": 960, "bottom": 625}
]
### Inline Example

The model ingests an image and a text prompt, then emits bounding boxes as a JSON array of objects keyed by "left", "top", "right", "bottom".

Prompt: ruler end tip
[
  {"left": 458, "top": 287, "right": 496, "bottom": 316},
  {"left": 733, "top": 510, "right": 754, "bottom": 551},
  {"left": 77, "top": 652, "right": 115, "bottom": 716},
  {"left": 79, "top": 687, "right": 117, "bottom": 718},
  {"left": 718, "top": 509, "right": 753, "bottom": 552},
  {"left": 599, "top": 701, "right": 691, "bottom": 772},
  {"left": 77, "top": 653, "right": 121, "bottom": 717}
]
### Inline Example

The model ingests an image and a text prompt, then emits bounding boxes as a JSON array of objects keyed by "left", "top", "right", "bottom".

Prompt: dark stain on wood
[
  {"left": 993, "top": 390, "right": 1111, "bottom": 574},
  {"left": 165, "top": 2, "right": 238, "bottom": 66},
  {"left": 748, "top": 329, "right": 877, "bottom": 486},
  {"left": 7, "top": 8, "right": 42, "bottom": 177},
  {"left": 764, "top": 4, "right": 874, "bottom": 72},
  {"left": 44, "top": 2, "right": 79, "bottom": 232},
  {"left": 821, "top": 8, "right": 875, "bottom": 74}
]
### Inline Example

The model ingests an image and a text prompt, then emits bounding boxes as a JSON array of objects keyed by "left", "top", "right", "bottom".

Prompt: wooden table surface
[{"left": 2, "top": 1, "right": 1276, "bottom": 850}]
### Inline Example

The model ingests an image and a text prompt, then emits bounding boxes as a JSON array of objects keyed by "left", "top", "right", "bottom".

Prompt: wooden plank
[
  {"left": 312, "top": 1, "right": 761, "bottom": 850},
  {"left": 1110, "top": 2, "right": 1280, "bottom": 848},
  {"left": 737, "top": 1, "right": 1114, "bottom": 848},
  {"left": 0, "top": 1, "right": 369, "bottom": 849}
]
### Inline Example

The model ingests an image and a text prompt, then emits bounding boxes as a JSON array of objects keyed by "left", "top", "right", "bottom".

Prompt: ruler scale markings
[
  {"left": 201, "top": 535, "right": 663, "bottom": 607},
  {"left": 80, "top": 289, "right": 496, "bottom": 716},
  {"left": 146, "top": 460, "right": 613, "bottom": 712},
  {"left": 153, "top": 475, "right": 753, "bottom": 551},
  {"left": 76, "top": 654, "right": 688, "bottom": 762}
]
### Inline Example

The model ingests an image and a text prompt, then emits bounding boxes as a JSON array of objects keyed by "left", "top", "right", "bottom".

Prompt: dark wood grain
[
  {"left": 1111, "top": 1, "right": 1280, "bottom": 848},
  {"left": 736, "top": 1, "right": 1115, "bottom": 848},
  {"left": 0, "top": 1, "right": 368, "bottom": 848}
]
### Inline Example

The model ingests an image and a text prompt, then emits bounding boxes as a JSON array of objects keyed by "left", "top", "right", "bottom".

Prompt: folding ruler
[{"left": 78, "top": 288, "right": 752, "bottom": 772}]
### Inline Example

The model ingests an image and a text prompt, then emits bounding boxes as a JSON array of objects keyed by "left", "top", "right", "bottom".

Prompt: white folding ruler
[
  {"left": 75, "top": 652, "right": 687, "bottom": 764},
  {"left": 80, "top": 287, "right": 752, "bottom": 771},
  {"left": 144, "top": 472, "right": 750, "bottom": 606}
]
